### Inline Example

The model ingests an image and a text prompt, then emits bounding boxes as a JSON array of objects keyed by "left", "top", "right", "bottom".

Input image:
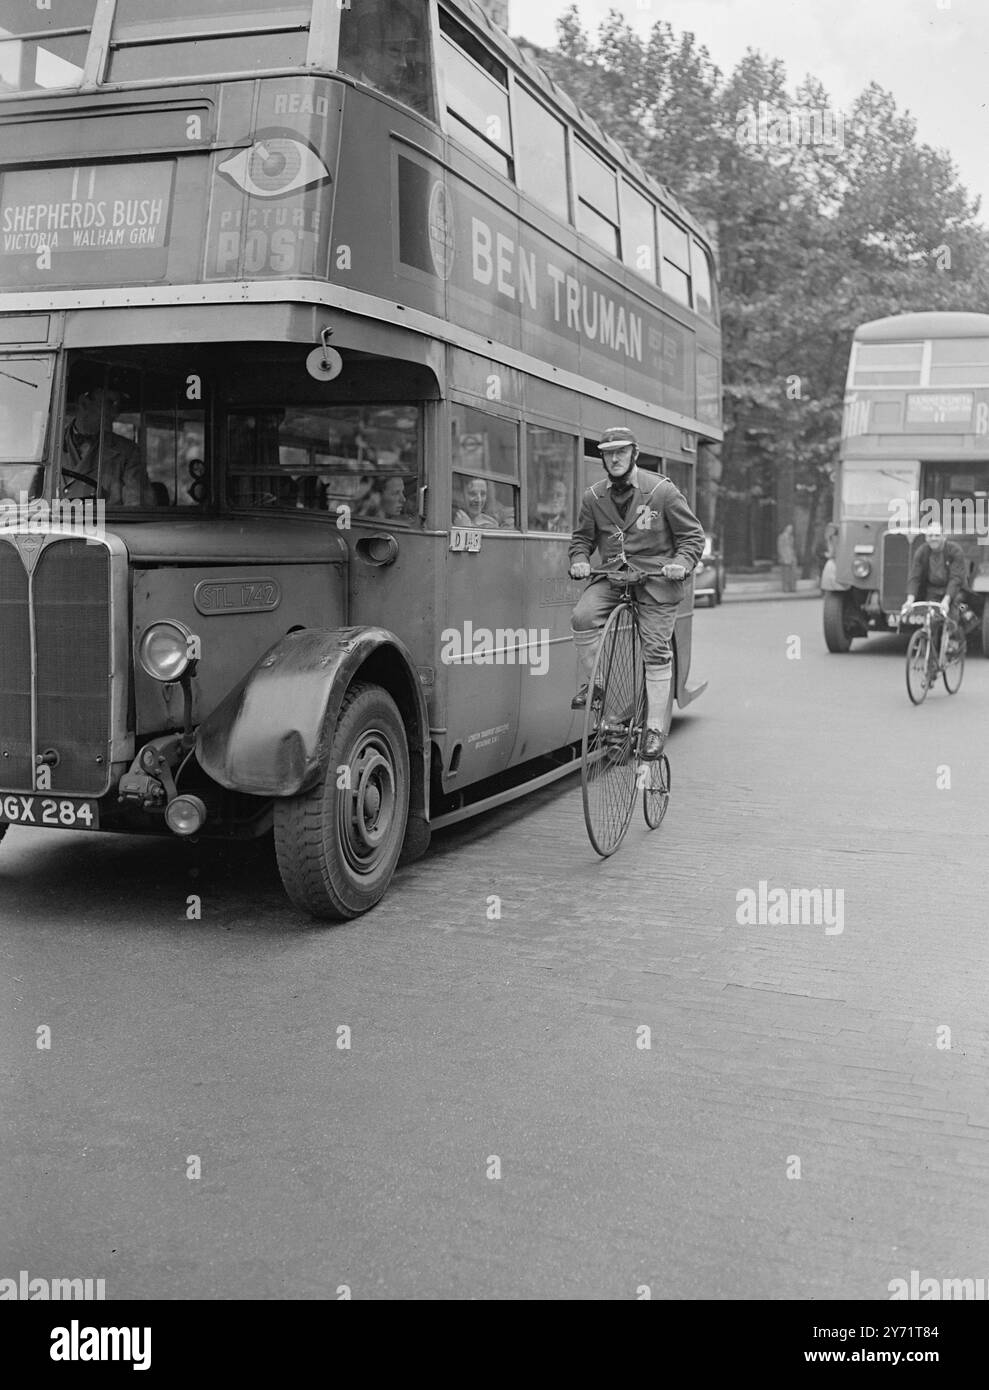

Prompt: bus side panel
[
  {"left": 132, "top": 562, "right": 344, "bottom": 733},
  {"left": 509, "top": 537, "right": 582, "bottom": 765},
  {"left": 437, "top": 535, "right": 524, "bottom": 787},
  {"left": 345, "top": 523, "right": 441, "bottom": 717}
]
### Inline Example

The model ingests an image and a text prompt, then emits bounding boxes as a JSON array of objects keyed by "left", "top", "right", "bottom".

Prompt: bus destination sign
[
  {"left": 0, "top": 162, "right": 174, "bottom": 288},
  {"left": 905, "top": 393, "right": 973, "bottom": 425}
]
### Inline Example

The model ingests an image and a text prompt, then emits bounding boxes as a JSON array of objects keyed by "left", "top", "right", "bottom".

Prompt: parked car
[{"left": 694, "top": 534, "right": 726, "bottom": 606}]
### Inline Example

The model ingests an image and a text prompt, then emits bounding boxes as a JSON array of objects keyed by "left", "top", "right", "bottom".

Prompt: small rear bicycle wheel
[
  {"left": 581, "top": 600, "right": 642, "bottom": 857},
  {"left": 943, "top": 625, "right": 965, "bottom": 694},
  {"left": 905, "top": 629, "right": 932, "bottom": 705},
  {"left": 642, "top": 753, "right": 671, "bottom": 830}
]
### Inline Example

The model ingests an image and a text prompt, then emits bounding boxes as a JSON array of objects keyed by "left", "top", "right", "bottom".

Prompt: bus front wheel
[
  {"left": 274, "top": 682, "right": 410, "bottom": 921},
  {"left": 823, "top": 592, "right": 854, "bottom": 653}
]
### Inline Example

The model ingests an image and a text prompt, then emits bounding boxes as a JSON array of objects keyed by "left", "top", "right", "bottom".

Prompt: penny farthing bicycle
[{"left": 580, "top": 563, "right": 671, "bottom": 856}]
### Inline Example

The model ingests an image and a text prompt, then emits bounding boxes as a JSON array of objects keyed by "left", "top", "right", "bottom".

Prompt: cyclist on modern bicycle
[
  {"left": 900, "top": 522, "right": 970, "bottom": 650},
  {"left": 568, "top": 426, "right": 705, "bottom": 760}
]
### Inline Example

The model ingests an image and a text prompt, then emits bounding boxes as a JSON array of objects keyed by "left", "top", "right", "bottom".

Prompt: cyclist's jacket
[
  {"left": 907, "top": 540, "right": 968, "bottom": 602},
  {"left": 569, "top": 466, "right": 705, "bottom": 604}
]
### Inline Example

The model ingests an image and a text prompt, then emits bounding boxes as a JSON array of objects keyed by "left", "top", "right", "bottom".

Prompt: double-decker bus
[
  {"left": 825, "top": 311, "right": 989, "bottom": 655},
  {"left": 0, "top": 0, "right": 722, "bottom": 919}
]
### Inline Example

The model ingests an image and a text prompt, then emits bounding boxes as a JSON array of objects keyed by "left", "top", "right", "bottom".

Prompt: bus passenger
[
  {"left": 539, "top": 480, "right": 571, "bottom": 533},
  {"left": 362, "top": 475, "right": 410, "bottom": 521},
  {"left": 379, "top": 475, "right": 410, "bottom": 520},
  {"left": 568, "top": 426, "right": 705, "bottom": 761},
  {"left": 61, "top": 369, "right": 153, "bottom": 506},
  {"left": 453, "top": 476, "right": 499, "bottom": 528}
]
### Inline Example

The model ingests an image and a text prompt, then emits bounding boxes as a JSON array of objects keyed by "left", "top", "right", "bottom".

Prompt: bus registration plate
[{"left": 0, "top": 794, "right": 99, "bottom": 829}]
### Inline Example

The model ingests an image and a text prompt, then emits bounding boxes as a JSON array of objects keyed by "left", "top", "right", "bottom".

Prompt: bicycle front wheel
[
  {"left": 581, "top": 600, "right": 643, "bottom": 857},
  {"left": 906, "top": 629, "right": 932, "bottom": 704},
  {"left": 943, "top": 627, "right": 965, "bottom": 694},
  {"left": 642, "top": 753, "right": 671, "bottom": 830}
]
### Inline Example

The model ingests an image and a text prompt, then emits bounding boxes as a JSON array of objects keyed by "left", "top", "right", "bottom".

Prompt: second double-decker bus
[
  {"left": 0, "top": 0, "right": 722, "bottom": 919},
  {"left": 825, "top": 311, "right": 989, "bottom": 655}
]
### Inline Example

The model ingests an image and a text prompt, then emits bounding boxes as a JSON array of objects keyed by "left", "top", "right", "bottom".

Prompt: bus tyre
[
  {"left": 823, "top": 591, "right": 853, "bottom": 653},
  {"left": 274, "top": 682, "right": 410, "bottom": 921}
]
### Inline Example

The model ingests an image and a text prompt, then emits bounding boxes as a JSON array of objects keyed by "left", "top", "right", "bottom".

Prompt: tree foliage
[{"left": 535, "top": 6, "right": 989, "bottom": 565}]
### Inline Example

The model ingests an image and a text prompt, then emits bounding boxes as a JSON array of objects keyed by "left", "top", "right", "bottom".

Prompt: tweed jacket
[
  {"left": 569, "top": 467, "right": 706, "bottom": 604},
  {"left": 62, "top": 420, "right": 152, "bottom": 507}
]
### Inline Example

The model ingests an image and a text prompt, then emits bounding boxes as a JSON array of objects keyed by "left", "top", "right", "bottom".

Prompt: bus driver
[
  {"left": 568, "top": 426, "right": 705, "bottom": 760},
  {"left": 61, "top": 367, "right": 154, "bottom": 507}
]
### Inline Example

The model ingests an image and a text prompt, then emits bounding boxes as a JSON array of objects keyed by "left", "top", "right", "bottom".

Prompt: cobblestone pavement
[{"left": 1, "top": 599, "right": 987, "bottom": 1299}]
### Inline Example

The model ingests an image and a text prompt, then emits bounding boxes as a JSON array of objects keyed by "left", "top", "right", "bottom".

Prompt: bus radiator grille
[
  {"left": 0, "top": 542, "right": 33, "bottom": 790},
  {"left": 32, "top": 539, "right": 112, "bottom": 796}
]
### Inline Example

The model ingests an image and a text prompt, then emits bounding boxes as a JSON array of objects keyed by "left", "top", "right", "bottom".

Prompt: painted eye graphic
[{"left": 218, "top": 137, "right": 331, "bottom": 198}]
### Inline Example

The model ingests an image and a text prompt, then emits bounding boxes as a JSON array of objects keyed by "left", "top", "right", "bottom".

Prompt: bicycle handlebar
[
  {"left": 581, "top": 563, "right": 689, "bottom": 585},
  {"left": 587, "top": 565, "right": 648, "bottom": 583}
]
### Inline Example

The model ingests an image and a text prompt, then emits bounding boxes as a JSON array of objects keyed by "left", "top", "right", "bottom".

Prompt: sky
[{"left": 505, "top": 0, "right": 989, "bottom": 222}]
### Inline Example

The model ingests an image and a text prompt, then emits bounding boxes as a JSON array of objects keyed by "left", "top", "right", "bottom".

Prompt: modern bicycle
[
  {"left": 901, "top": 600, "right": 965, "bottom": 705},
  {"left": 580, "top": 564, "right": 672, "bottom": 856}
]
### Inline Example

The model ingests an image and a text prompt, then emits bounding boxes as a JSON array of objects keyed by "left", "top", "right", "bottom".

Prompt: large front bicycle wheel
[
  {"left": 905, "top": 630, "right": 932, "bottom": 705},
  {"left": 581, "top": 601, "right": 643, "bottom": 857},
  {"left": 943, "top": 626, "right": 965, "bottom": 694}
]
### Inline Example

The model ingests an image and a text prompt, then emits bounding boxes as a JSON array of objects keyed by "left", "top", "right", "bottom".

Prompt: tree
[{"left": 533, "top": 7, "right": 989, "bottom": 565}]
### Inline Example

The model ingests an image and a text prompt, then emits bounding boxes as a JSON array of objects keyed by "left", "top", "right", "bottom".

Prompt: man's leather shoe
[
  {"left": 641, "top": 728, "right": 666, "bottom": 760},
  {"left": 571, "top": 683, "right": 604, "bottom": 710}
]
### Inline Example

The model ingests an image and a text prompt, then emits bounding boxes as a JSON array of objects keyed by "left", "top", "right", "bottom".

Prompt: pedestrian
[{"left": 777, "top": 523, "right": 797, "bottom": 592}]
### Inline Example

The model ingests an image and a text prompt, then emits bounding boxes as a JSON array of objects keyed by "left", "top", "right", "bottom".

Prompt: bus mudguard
[
  {"left": 195, "top": 627, "right": 430, "bottom": 808},
  {"left": 820, "top": 559, "right": 850, "bottom": 592}
]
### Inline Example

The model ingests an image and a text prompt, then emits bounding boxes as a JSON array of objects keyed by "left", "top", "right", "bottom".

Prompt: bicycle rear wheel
[
  {"left": 943, "top": 625, "right": 965, "bottom": 694},
  {"left": 906, "top": 629, "right": 932, "bottom": 704},
  {"left": 642, "top": 753, "right": 671, "bottom": 830},
  {"left": 581, "top": 601, "right": 643, "bottom": 857}
]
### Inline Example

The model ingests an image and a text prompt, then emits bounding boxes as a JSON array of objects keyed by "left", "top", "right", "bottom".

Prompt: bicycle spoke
[
  {"left": 582, "top": 605, "right": 641, "bottom": 856},
  {"left": 643, "top": 752, "right": 671, "bottom": 830},
  {"left": 905, "top": 629, "right": 932, "bottom": 705}
]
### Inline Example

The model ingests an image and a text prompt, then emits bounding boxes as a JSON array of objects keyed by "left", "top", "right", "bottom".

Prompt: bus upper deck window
[
  {"left": 108, "top": 1, "right": 312, "bottom": 82},
  {"left": 0, "top": 1, "right": 96, "bottom": 94},
  {"left": 338, "top": 0, "right": 436, "bottom": 119}
]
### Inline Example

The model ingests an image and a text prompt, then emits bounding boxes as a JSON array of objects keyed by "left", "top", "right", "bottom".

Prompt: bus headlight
[
  {"left": 138, "top": 621, "right": 197, "bottom": 682},
  {"left": 851, "top": 557, "right": 872, "bottom": 579},
  {"left": 165, "top": 794, "right": 207, "bottom": 836}
]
